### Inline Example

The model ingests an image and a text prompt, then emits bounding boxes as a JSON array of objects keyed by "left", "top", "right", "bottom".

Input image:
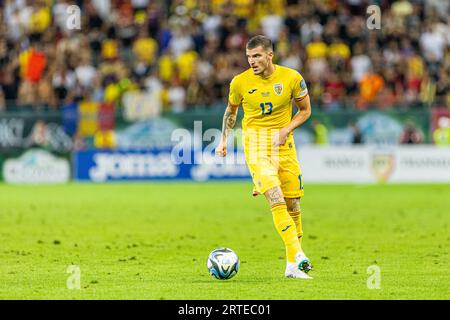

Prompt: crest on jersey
[{"left": 273, "top": 83, "right": 283, "bottom": 95}]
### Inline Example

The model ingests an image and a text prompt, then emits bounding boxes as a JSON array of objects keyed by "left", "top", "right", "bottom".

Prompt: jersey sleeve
[
  {"left": 228, "top": 76, "right": 242, "bottom": 107},
  {"left": 292, "top": 72, "right": 308, "bottom": 101}
]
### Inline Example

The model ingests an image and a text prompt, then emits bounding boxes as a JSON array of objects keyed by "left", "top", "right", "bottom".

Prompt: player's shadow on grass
[{"left": 191, "top": 278, "right": 275, "bottom": 284}]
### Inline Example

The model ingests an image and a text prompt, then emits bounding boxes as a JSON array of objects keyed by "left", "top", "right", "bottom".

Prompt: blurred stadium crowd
[{"left": 0, "top": 0, "right": 448, "bottom": 113}]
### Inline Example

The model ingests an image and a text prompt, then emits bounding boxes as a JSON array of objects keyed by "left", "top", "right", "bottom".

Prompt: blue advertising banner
[
  {"left": 73, "top": 149, "right": 250, "bottom": 182},
  {"left": 62, "top": 102, "right": 78, "bottom": 136}
]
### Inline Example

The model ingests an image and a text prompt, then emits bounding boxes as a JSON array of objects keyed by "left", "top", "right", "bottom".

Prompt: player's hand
[
  {"left": 273, "top": 128, "right": 289, "bottom": 147},
  {"left": 215, "top": 140, "right": 227, "bottom": 157}
]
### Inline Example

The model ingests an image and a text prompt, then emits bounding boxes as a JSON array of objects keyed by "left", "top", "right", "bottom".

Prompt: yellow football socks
[
  {"left": 271, "top": 203, "right": 302, "bottom": 262},
  {"left": 288, "top": 209, "right": 304, "bottom": 252}
]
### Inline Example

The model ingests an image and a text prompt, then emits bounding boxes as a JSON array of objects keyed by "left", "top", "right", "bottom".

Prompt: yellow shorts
[{"left": 245, "top": 150, "right": 304, "bottom": 199}]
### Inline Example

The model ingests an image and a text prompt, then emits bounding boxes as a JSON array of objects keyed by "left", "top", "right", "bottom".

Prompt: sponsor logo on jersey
[
  {"left": 261, "top": 91, "right": 270, "bottom": 97},
  {"left": 273, "top": 83, "right": 283, "bottom": 95}
]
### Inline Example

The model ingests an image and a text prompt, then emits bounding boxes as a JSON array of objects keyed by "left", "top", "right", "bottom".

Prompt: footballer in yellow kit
[
  {"left": 229, "top": 61, "right": 307, "bottom": 199},
  {"left": 216, "top": 35, "right": 313, "bottom": 279}
]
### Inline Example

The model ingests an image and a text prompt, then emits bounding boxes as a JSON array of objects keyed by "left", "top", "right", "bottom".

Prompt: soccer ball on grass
[{"left": 207, "top": 248, "right": 240, "bottom": 280}]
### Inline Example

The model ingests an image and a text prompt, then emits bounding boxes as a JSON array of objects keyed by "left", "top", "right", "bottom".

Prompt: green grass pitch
[{"left": 0, "top": 182, "right": 448, "bottom": 300}]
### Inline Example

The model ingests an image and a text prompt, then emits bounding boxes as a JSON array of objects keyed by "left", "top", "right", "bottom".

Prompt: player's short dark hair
[{"left": 246, "top": 35, "right": 273, "bottom": 52}]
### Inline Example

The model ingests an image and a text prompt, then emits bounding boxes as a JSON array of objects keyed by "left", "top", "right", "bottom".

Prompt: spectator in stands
[
  {"left": 301, "top": 16, "right": 323, "bottom": 46},
  {"left": 168, "top": 78, "right": 186, "bottom": 113},
  {"left": 313, "top": 120, "right": 328, "bottom": 145},
  {"left": 0, "top": 54, "right": 20, "bottom": 108},
  {"left": 433, "top": 117, "right": 450, "bottom": 146},
  {"left": 351, "top": 123, "right": 363, "bottom": 144},
  {"left": 400, "top": 121, "right": 423, "bottom": 144},
  {"left": 75, "top": 54, "right": 97, "bottom": 90},
  {"left": 357, "top": 67, "right": 385, "bottom": 109},
  {"left": 0, "top": 87, "right": 5, "bottom": 111},
  {"left": 52, "top": 62, "right": 76, "bottom": 104},
  {"left": 25, "top": 119, "right": 49, "bottom": 148},
  {"left": 322, "top": 71, "right": 345, "bottom": 111},
  {"left": 434, "top": 67, "right": 449, "bottom": 107},
  {"left": 0, "top": 0, "right": 447, "bottom": 112},
  {"left": 261, "top": 12, "right": 284, "bottom": 44},
  {"left": 279, "top": 39, "right": 303, "bottom": 71},
  {"left": 306, "top": 34, "right": 328, "bottom": 83},
  {"left": 420, "top": 22, "right": 446, "bottom": 63}
]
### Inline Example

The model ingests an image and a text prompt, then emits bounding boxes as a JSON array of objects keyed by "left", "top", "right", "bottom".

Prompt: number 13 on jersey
[{"left": 260, "top": 102, "right": 273, "bottom": 115}]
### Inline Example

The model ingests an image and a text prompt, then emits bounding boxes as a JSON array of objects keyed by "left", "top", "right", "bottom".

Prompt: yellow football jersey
[
  {"left": 229, "top": 64, "right": 308, "bottom": 130},
  {"left": 228, "top": 65, "right": 308, "bottom": 154}
]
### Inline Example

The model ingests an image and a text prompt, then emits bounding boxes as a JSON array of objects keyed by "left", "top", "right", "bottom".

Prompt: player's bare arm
[
  {"left": 273, "top": 94, "right": 312, "bottom": 147},
  {"left": 216, "top": 102, "right": 238, "bottom": 157}
]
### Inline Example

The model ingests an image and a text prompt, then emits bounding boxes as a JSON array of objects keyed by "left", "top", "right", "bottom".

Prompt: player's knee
[
  {"left": 285, "top": 197, "right": 300, "bottom": 213},
  {"left": 264, "top": 186, "right": 285, "bottom": 205}
]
